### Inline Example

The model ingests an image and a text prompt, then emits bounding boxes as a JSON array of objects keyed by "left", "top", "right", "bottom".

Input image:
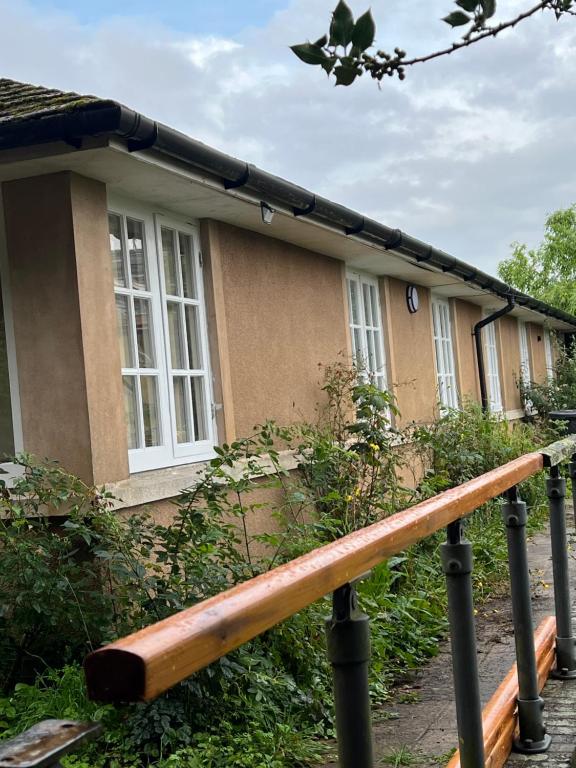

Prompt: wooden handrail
[{"left": 84, "top": 452, "right": 543, "bottom": 702}]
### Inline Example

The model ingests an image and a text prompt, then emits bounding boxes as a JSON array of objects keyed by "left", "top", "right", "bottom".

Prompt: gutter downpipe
[{"left": 473, "top": 297, "right": 515, "bottom": 413}]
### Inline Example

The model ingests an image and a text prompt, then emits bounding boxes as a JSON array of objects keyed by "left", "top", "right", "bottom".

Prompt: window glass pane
[
  {"left": 127, "top": 219, "right": 148, "bottom": 291},
  {"left": 362, "top": 283, "right": 372, "bottom": 326},
  {"left": 115, "top": 295, "right": 135, "bottom": 369},
  {"left": 141, "top": 376, "right": 161, "bottom": 446},
  {"left": 167, "top": 302, "right": 185, "bottom": 369},
  {"left": 0, "top": 281, "right": 14, "bottom": 460},
  {"left": 369, "top": 285, "right": 379, "bottom": 329},
  {"left": 162, "top": 228, "right": 179, "bottom": 296},
  {"left": 173, "top": 377, "right": 191, "bottom": 444},
  {"left": 179, "top": 233, "right": 197, "bottom": 299},
  {"left": 108, "top": 214, "right": 126, "bottom": 288},
  {"left": 374, "top": 330, "right": 384, "bottom": 371},
  {"left": 185, "top": 305, "right": 203, "bottom": 370},
  {"left": 134, "top": 298, "right": 156, "bottom": 369},
  {"left": 348, "top": 279, "right": 360, "bottom": 325},
  {"left": 191, "top": 377, "right": 208, "bottom": 441},
  {"left": 352, "top": 328, "right": 362, "bottom": 361},
  {"left": 366, "top": 329, "right": 376, "bottom": 373},
  {"left": 123, "top": 375, "right": 139, "bottom": 449}
]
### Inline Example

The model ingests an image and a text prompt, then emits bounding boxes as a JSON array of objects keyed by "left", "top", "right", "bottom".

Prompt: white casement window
[
  {"left": 0, "top": 197, "right": 23, "bottom": 484},
  {"left": 518, "top": 321, "right": 531, "bottom": 388},
  {"left": 483, "top": 316, "right": 503, "bottom": 413},
  {"left": 0, "top": 274, "right": 15, "bottom": 466},
  {"left": 544, "top": 329, "right": 554, "bottom": 381},
  {"left": 109, "top": 206, "right": 215, "bottom": 473},
  {"left": 431, "top": 297, "right": 459, "bottom": 409},
  {"left": 346, "top": 272, "right": 387, "bottom": 390}
]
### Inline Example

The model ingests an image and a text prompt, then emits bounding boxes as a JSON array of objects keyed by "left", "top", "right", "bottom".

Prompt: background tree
[
  {"left": 498, "top": 205, "right": 576, "bottom": 314},
  {"left": 291, "top": 0, "right": 575, "bottom": 85}
]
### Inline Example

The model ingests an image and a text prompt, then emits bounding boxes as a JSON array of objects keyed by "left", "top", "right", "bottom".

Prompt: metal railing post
[
  {"left": 441, "top": 519, "right": 485, "bottom": 768},
  {"left": 547, "top": 464, "right": 576, "bottom": 679},
  {"left": 569, "top": 454, "right": 576, "bottom": 530},
  {"left": 325, "top": 581, "right": 374, "bottom": 768},
  {"left": 502, "top": 487, "right": 550, "bottom": 753}
]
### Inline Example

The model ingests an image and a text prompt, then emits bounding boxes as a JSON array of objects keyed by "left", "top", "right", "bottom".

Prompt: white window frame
[
  {"left": 346, "top": 271, "right": 388, "bottom": 391},
  {"left": 431, "top": 297, "right": 459, "bottom": 410},
  {"left": 483, "top": 313, "right": 503, "bottom": 414},
  {"left": 544, "top": 328, "right": 554, "bottom": 381},
  {"left": 518, "top": 320, "right": 531, "bottom": 388},
  {"left": 0, "top": 188, "right": 23, "bottom": 485},
  {"left": 109, "top": 199, "right": 216, "bottom": 473}
]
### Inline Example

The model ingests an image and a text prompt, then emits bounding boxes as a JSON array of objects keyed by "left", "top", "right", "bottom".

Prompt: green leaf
[
  {"left": 351, "top": 10, "right": 376, "bottom": 53},
  {"left": 329, "top": 1, "right": 355, "bottom": 46},
  {"left": 442, "top": 10, "right": 472, "bottom": 26},
  {"left": 455, "top": 0, "right": 478, "bottom": 10},
  {"left": 290, "top": 43, "right": 329, "bottom": 66},
  {"left": 321, "top": 56, "right": 337, "bottom": 75},
  {"left": 481, "top": 0, "right": 496, "bottom": 18},
  {"left": 313, "top": 34, "right": 328, "bottom": 47},
  {"left": 334, "top": 64, "right": 360, "bottom": 86}
]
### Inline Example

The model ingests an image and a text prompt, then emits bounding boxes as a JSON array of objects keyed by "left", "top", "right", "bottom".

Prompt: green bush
[{"left": 520, "top": 345, "right": 576, "bottom": 418}]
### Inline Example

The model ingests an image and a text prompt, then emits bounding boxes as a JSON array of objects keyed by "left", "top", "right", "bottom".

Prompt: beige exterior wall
[
  {"left": 201, "top": 220, "right": 350, "bottom": 437},
  {"left": 498, "top": 315, "right": 523, "bottom": 412},
  {"left": 452, "top": 299, "right": 481, "bottom": 402},
  {"left": 2, "top": 169, "right": 565, "bottom": 513},
  {"left": 2, "top": 172, "right": 128, "bottom": 484},
  {"left": 382, "top": 278, "right": 437, "bottom": 425},
  {"left": 528, "top": 323, "right": 547, "bottom": 383}
]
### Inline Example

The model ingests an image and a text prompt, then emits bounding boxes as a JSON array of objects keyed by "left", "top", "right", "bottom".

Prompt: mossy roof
[{"left": 0, "top": 78, "right": 103, "bottom": 124}]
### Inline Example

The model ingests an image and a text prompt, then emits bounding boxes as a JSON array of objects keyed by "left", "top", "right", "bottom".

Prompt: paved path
[{"left": 363, "top": 508, "right": 576, "bottom": 767}]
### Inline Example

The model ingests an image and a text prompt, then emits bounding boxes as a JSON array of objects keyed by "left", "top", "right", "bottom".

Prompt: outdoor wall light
[
  {"left": 406, "top": 284, "right": 419, "bottom": 313},
  {"left": 260, "top": 202, "right": 275, "bottom": 225}
]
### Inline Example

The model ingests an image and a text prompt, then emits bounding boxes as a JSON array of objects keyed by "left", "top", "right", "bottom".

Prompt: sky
[{"left": 1, "top": 0, "right": 575, "bottom": 277}]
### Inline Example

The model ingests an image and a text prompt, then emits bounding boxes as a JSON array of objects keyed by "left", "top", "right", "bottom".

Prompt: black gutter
[
  {"left": 473, "top": 298, "right": 515, "bottom": 413},
  {"left": 2, "top": 100, "right": 576, "bottom": 329}
]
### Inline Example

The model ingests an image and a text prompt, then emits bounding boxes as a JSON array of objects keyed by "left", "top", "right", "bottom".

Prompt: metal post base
[
  {"left": 551, "top": 637, "right": 576, "bottom": 679},
  {"left": 513, "top": 734, "right": 552, "bottom": 754},
  {"left": 513, "top": 698, "right": 551, "bottom": 753}
]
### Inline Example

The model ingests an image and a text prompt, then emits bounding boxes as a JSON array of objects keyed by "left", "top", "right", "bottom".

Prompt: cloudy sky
[{"left": 1, "top": 0, "right": 575, "bottom": 276}]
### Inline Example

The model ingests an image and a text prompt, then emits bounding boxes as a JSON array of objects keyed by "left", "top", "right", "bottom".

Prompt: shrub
[{"left": 520, "top": 345, "right": 576, "bottom": 418}]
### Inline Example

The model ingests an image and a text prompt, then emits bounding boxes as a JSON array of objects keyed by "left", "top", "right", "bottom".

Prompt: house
[{"left": 0, "top": 78, "right": 574, "bottom": 515}]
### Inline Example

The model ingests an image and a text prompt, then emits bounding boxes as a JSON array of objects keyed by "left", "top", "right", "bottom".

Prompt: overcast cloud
[{"left": 1, "top": 0, "right": 575, "bottom": 276}]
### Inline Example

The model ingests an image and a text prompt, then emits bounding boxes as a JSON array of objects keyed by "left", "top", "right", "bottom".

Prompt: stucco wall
[
  {"left": 2, "top": 172, "right": 128, "bottom": 484},
  {"left": 453, "top": 299, "right": 481, "bottom": 402},
  {"left": 528, "top": 323, "right": 547, "bottom": 383},
  {"left": 382, "top": 278, "right": 437, "bottom": 425},
  {"left": 202, "top": 221, "right": 350, "bottom": 437},
  {"left": 498, "top": 315, "right": 523, "bottom": 411}
]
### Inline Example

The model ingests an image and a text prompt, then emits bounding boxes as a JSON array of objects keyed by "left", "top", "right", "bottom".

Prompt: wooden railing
[{"left": 84, "top": 452, "right": 544, "bottom": 703}]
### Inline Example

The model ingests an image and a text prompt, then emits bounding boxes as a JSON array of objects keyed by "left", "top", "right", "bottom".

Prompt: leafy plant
[
  {"left": 520, "top": 346, "right": 576, "bottom": 418},
  {"left": 291, "top": 1, "right": 575, "bottom": 85},
  {"left": 499, "top": 205, "right": 576, "bottom": 315}
]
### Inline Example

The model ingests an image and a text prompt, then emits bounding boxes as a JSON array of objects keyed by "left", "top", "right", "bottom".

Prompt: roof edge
[{"left": 1, "top": 99, "right": 575, "bottom": 329}]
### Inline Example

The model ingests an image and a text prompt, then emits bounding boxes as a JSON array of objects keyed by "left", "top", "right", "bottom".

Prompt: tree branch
[{"left": 401, "top": 1, "right": 549, "bottom": 69}]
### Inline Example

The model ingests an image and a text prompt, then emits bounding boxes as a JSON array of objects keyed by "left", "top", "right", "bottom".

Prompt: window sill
[{"left": 105, "top": 450, "right": 300, "bottom": 511}]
